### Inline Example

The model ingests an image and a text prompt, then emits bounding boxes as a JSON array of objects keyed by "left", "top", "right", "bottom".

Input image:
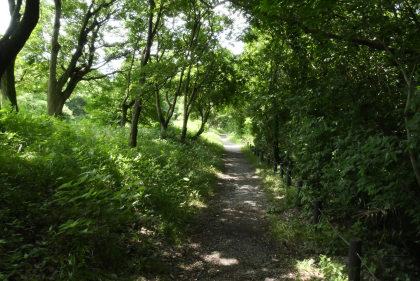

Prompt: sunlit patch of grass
[
  {"left": 294, "top": 255, "right": 348, "bottom": 281},
  {"left": 189, "top": 199, "right": 208, "bottom": 208},
  {"left": 295, "top": 257, "right": 325, "bottom": 280}
]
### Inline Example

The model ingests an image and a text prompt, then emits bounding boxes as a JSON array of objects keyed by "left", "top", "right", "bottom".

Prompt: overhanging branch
[
  {"left": 81, "top": 70, "right": 125, "bottom": 81},
  {"left": 302, "top": 27, "right": 419, "bottom": 55}
]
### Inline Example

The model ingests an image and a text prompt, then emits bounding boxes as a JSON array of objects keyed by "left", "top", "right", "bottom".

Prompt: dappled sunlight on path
[{"left": 152, "top": 134, "right": 300, "bottom": 280}]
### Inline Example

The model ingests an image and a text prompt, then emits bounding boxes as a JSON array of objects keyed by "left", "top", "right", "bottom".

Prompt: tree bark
[
  {"left": 129, "top": 0, "right": 163, "bottom": 147},
  {"left": 130, "top": 99, "right": 142, "bottom": 147},
  {"left": 155, "top": 62, "right": 185, "bottom": 133},
  {"left": 121, "top": 105, "right": 129, "bottom": 127},
  {"left": 121, "top": 100, "right": 134, "bottom": 127},
  {"left": 0, "top": 0, "right": 40, "bottom": 79},
  {"left": 192, "top": 106, "right": 211, "bottom": 139},
  {"left": 155, "top": 82, "right": 166, "bottom": 131},
  {"left": 180, "top": 66, "right": 192, "bottom": 142},
  {"left": 272, "top": 105, "right": 280, "bottom": 165},
  {"left": 47, "top": 0, "right": 115, "bottom": 116},
  {"left": 180, "top": 57, "right": 215, "bottom": 142},
  {"left": 121, "top": 52, "right": 136, "bottom": 127},
  {"left": 47, "top": 0, "right": 62, "bottom": 116},
  {"left": 1, "top": 58, "right": 18, "bottom": 112}
]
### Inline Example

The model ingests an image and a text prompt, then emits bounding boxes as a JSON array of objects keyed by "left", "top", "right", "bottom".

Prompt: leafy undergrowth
[
  {"left": 233, "top": 137, "right": 418, "bottom": 281},
  {"left": 0, "top": 109, "right": 224, "bottom": 280}
]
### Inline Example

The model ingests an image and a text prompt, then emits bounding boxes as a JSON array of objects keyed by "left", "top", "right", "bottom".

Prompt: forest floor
[{"left": 139, "top": 134, "right": 300, "bottom": 280}]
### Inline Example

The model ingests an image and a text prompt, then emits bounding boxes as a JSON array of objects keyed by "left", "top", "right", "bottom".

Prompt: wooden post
[
  {"left": 348, "top": 238, "right": 362, "bottom": 281},
  {"left": 273, "top": 161, "right": 277, "bottom": 173},
  {"left": 267, "top": 154, "right": 270, "bottom": 166},
  {"left": 296, "top": 180, "right": 302, "bottom": 205},
  {"left": 313, "top": 199, "right": 322, "bottom": 232},
  {"left": 286, "top": 169, "right": 291, "bottom": 187},
  {"left": 280, "top": 163, "right": 283, "bottom": 178},
  {"left": 260, "top": 151, "right": 264, "bottom": 162}
]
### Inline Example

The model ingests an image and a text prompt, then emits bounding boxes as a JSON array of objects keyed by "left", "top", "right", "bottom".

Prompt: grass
[{"left": 0, "top": 108, "right": 225, "bottom": 280}]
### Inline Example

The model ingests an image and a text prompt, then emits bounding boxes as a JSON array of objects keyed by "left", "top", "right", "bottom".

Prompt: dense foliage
[
  {"left": 2, "top": 0, "right": 420, "bottom": 279},
  {"left": 0, "top": 109, "right": 223, "bottom": 279},
  {"left": 215, "top": 0, "right": 420, "bottom": 279}
]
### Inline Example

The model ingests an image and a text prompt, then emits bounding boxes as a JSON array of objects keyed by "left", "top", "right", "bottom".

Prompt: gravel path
[{"left": 171, "top": 134, "right": 292, "bottom": 280}]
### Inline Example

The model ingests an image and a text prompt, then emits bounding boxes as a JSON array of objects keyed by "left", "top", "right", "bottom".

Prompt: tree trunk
[
  {"left": 155, "top": 83, "right": 167, "bottom": 131},
  {"left": 121, "top": 52, "right": 136, "bottom": 128},
  {"left": 121, "top": 100, "right": 134, "bottom": 127},
  {"left": 129, "top": 0, "right": 161, "bottom": 147},
  {"left": 156, "top": 68, "right": 185, "bottom": 133},
  {"left": 404, "top": 83, "right": 420, "bottom": 187},
  {"left": 47, "top": 0, "right": 62, "bottom": 116},
  {"left": 272, "top": 107, "right": 280, "bottom": 165},
  {"left": 0, "top": 0, "right": 39, "bottom": 78},
  {"left": 130, "top": 99, "right": 142, "bottom": 147},
  {"left": 49, "top": 96, "right": 66, "bottom": 116},
  {"left": 180, "top": 66, "right": 192, "bottom": 142},
  {"left": 121, "top": 104, "right": 129, "bottom": 127},
  {"left": 0, "top": 58, "right": 18, "bottom": 112},
  {"left": 180, "top": 112, "right": 189, "bottom": 142},
  {"left": 1, "top": 88, "right": 5, "bottom": 107},
  {"left": 192, "top": 108, "right": 210, "bottom": 139},
  {"left": 47, "top": 0, "right": 112, "bottom": 116}
]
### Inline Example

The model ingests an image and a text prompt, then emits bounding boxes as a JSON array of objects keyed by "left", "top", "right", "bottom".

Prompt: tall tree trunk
[
  {"left": 129, "top": 0, "right": 162, "bottom": 147},
  {"left": 1, "top": 59, "right": 18, "bottom": 112},
  {"left": 0, "top": 0, "right": 39, "bottom": 79},
  {"left": 272, "top": 106, "right": 280, "bottom": 165},
  {"left": 404, "top": 82, "right": 420, "bottom": 187},
  {"left": 47, "top": 0, "right": 62, "bottom": 116},
  {"left": 121, "top": 52, "right": 136, "bottom": 127},
  {"left": 180, "top": 66, "right": 192, "bottom": 142},
  {"left": 47, "top": 0, "right": 113, "bottom": 116}
]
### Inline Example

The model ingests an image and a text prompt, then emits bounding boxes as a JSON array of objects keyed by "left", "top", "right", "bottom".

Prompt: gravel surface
[{"left": 169, "top": 134, "right": 294, "bottom": 280}]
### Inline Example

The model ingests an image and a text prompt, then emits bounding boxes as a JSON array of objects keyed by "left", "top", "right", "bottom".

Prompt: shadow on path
[{"left": 168, "top": 134, "right": 296, "bottom": 280}]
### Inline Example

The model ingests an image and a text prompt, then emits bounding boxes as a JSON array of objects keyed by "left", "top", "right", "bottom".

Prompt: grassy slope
[{"left": 0, "top": 110, "right": 224, "bottom": 280}]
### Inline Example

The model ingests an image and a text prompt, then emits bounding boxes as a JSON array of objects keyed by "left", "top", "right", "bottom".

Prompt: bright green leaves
[{"left": 0, "top": 109, "right": 224, "bottom": 279}]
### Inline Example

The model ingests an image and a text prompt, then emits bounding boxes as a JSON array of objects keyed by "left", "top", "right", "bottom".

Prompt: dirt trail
[{"left": 168, "top": 134, "right": 292, "bottom": 280}]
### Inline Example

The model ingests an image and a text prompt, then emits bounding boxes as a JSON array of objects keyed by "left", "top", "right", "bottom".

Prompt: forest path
[{"left": 167, "top": 134, "right": 292, "bottom": 280}]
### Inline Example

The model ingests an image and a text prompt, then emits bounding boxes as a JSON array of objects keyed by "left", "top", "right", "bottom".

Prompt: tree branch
[
  {"left": 81, "top": 70, "right": 126, "bottom": 81},
  {"left": 0, "top": 0, "right": 39, "bottom": 78},
  {"left": 302, "top": 26, "right": 419, "bottom": 55}
]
